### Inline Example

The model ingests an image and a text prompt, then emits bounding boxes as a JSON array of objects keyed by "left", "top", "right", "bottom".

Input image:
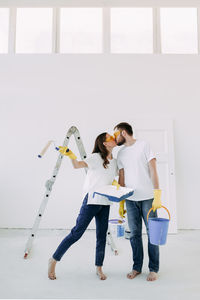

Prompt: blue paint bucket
[
  {"left": 147, "top": 206, "right": 171, "bottom": 246},
  {"left": 109, "top": 219, "right": 125, "bottom": 238}
]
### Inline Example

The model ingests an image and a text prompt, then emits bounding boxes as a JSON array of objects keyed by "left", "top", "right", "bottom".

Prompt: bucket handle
[{"left": 147, "top": 205, "right": 171, "bottom": 222}]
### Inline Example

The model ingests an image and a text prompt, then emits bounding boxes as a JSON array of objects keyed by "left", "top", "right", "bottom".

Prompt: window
[
  {"left": 16, "top": 8, "right": 53, "bottom": 53},
  {"left": 111, "top": 8, "right": 153, "bottom": 53},
  {"left": 60, "top": 8, "right": 102, "bottom": 53},
  {"left": 160, "top": 8, "right": 198, "bottom": 54},
  {"left": 1, "top": 3, "right": 200, "bottom": 55},
  {"left": 0, "top": 8, "right": 9, "bottom": 53}
]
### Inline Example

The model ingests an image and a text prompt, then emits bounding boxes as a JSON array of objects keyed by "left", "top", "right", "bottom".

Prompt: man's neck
[{"left": 124, "top": 137, "right": 136, "bottom": 146}]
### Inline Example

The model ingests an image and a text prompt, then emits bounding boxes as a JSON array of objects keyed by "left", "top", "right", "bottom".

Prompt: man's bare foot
[
  {"left": 48, "top": 258, "right": 57, "bottom": 280},
  {"left": 96, "top": 266, "right": 107, "bottom": 280},
  {"left": 147, "top": 272, "right": 158, "bottom": 281},
  {"left": 127, "top": 270, "right": 141, "bottom": 279}
]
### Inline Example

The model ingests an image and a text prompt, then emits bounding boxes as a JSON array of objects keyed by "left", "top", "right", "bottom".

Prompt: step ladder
[{"left": 24, "top": 126, "right": 117, "bottom": 258}]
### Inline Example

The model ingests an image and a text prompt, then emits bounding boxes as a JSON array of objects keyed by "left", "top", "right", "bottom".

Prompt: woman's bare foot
[
  {"left": 48, "top": 258, "right": 57, "bottom": 280},
  {"left": 147, "top": 272, "right": 158, "bottom": 281},
  {"left": 96, "top": 266, "right": 107, "bottom": 280},
  {"left": 127, "top": 270, "right": 141, "bottom": 279}
]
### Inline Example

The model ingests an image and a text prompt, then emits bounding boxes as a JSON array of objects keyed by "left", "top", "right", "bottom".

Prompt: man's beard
[{"left": 117, "top": 136, "right": 126, "bottom": 146}]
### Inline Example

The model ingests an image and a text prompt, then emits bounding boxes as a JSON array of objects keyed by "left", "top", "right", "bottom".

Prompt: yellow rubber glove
[
  {"left": 152, "top": 189, "right": 162, "bottom": 212},
  {"left": 119, "top": 200, "right": 126, "bottom": 218},
  {"left": 59, "top": 146, "right": 77, "bottom": 160},
  {"left": 112, "top": 180, "right": 120, "bottom": 190}
]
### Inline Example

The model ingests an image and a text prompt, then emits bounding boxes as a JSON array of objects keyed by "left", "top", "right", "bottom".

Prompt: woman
[{"left": 48, "top": 132, "right": 117, "bottom": 280}]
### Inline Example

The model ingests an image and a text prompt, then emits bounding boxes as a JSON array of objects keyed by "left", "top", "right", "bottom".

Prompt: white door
[
  {"left": 110, "top": 118, "right": 177, "bottom": 234},
  {"left": 134, "top": 118, "right": 177, "bottom": 234}
]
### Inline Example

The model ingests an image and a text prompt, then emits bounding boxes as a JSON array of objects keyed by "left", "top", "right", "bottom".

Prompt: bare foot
[
  {"left": 147, "top": 272, "right": 158, "bottom": 281},
  {"left": 48, "top": 258, "right": 57, "bottom": 280},
  {"left": 127, "top": 270, "right": 141, "bottom": 279},
  {"left": 96, "top": 267, "right": 107, "bottom": 280}
]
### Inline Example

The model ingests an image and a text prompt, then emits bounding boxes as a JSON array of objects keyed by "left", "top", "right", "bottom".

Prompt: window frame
[
  {"left": 0, "top": 7, "right": 10, "bottom": 53},
  {"left": 0, "top": 0, "right": 199, "bottom": 54}
]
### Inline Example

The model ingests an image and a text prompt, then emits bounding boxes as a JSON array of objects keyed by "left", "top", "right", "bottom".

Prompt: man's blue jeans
[
  {"left": 126, "top": 199, "right": 159, "bottom": 273},
  {"left": 53, "top": 194, "right": 110, "bottom": 266}
]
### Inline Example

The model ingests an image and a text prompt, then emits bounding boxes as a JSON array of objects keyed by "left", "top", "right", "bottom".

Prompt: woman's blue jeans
[
  {"left": 126, "top": 199, "right": 159, "bottom": 273},
  {"left": 52, "top": 194, "right": 110, "bottom": 266}
]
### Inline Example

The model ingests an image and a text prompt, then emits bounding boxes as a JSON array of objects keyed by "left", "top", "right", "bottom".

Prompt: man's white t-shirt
[
  {"left": 83, "top": 153, "right": 118, "bottom": 205},
  {"left": 117, "top": 140, "right": 156, "bottom": 201}
]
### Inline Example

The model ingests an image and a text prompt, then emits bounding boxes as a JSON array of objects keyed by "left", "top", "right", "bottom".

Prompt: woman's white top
[{"left": 82, "top": 153, "right": 118, "bottom": 205}]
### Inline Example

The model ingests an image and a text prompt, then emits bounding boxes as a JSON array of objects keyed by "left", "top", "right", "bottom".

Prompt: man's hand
[
  {"left": 152, "top": 189, "right": 162, "bottom": 212},
  {"left": 119, "top": 200, "right": 126, "bottom": 218},
  {"left": 59, "top": 146, "right": 77, "bottom": 160}
]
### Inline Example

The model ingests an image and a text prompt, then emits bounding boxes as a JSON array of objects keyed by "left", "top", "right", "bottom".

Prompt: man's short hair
[{"left": 114, "top": 122, "right": 133, "bottom": 136}]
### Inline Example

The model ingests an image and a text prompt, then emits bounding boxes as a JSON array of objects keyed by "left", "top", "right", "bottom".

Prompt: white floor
[{"left": 0, "top": 229, "right": 200, "bottom": 300}]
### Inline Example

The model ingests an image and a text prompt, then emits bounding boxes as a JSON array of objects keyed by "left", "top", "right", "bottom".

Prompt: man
[{"left": 114, "top": 122, "right": 162, "bottom": 281}]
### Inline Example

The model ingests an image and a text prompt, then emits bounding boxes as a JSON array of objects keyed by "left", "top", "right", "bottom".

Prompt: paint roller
[{"left": 38, "top": 140, "right": 59, "bottom": 158}]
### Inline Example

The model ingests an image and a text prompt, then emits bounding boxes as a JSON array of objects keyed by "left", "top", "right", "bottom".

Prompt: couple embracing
[{"left": 48, "top": 122, "right": 162, "bottom": 282}]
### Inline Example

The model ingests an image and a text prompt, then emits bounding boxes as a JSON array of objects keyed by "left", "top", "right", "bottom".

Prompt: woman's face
[{"left": 104, "top": 133, "right": 117, "bottom": 149}]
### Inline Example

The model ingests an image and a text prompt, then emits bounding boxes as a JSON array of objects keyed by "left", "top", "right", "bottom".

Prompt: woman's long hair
[{"left": 92, "top": 132, "right": 109, "bottom": 169}]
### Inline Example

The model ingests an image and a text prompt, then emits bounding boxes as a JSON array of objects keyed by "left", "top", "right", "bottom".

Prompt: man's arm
[
  {"left": 118, "top": 168, "right": 125, "bottom": 187},
  {"left": 118, "top": 168, "right": 126, "bottom": 218},
  {"left": 149, "top": 158, "right": 159, "bottom": 189},
  {"left": 149, "top": 158, "right": 162, "bottom": 212}
]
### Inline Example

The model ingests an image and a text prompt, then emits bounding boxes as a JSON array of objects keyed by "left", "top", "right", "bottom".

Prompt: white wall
[{"left": 0, "top": 54, "right": 199, "bottom": 229}]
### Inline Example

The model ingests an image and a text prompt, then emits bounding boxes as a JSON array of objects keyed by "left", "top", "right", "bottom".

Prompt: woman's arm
[
  {"left": 71, "top": 159, "right": 88, "bottom": 169},
  {"left": 59, "top": 146, "right": 88, "bottom": 169}
]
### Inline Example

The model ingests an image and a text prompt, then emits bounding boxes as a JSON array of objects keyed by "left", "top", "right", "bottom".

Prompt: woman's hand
[
  {"left": 59, "top": 146, "right": 88, "bottom": 169},
  {"left": 59, "top": 146, "right": 77, "bottom": 160}
]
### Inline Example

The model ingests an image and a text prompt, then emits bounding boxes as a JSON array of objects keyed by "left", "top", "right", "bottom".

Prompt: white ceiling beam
[{"left": 1, "top": 0, "right": 200, "bottom": 8}]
